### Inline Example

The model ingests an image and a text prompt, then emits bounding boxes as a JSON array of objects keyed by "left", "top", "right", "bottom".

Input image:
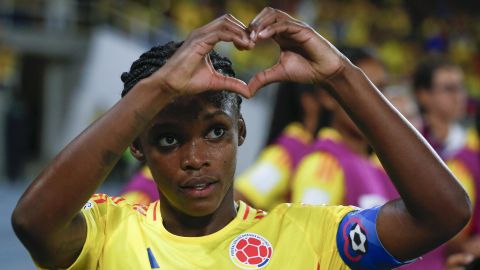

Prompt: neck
[
  {"left": 160, "top": 186, "right": 237, "bottom": 237},
  {"left": 425, "top": 113, "right": 451, "bottom": 144}
]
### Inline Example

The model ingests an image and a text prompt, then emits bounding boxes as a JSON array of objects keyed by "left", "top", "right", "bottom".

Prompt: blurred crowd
[{"left": 1, "top": 1, "right": 480, "bottom": 269}]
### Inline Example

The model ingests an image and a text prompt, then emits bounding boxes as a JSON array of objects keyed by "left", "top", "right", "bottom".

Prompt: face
[
  {"left": 422, "top": 67, "right": 466, "bottom": 122},
  {"left": 136, "top": 93, "right": 244, "bottom": 217}
]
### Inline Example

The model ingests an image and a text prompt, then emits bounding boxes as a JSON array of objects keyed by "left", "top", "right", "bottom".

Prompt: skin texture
[{"left": 12, "top": 7, "right": 471, "bottom": 269}]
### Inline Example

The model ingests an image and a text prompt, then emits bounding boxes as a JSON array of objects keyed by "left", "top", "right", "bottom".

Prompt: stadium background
[{"left": 0, "top": 0, "right": 479, "bottom": 268}]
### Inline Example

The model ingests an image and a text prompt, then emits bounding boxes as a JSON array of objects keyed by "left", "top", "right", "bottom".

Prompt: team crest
[{"left": 230, "top": 233, "right": 273, "bottom": 269}]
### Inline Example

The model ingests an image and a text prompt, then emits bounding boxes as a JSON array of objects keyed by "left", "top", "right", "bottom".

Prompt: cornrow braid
[{"left": 120, "top": 41, "right": 242, "bottom": 113}]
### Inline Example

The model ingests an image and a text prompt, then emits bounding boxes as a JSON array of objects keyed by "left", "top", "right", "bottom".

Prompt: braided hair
[{"left": 120, "top": 41, "right": 242, "bottom": 114}]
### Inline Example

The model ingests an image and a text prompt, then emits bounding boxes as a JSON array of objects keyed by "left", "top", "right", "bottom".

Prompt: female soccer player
[{"left": 12, "top": 8, "right": 470, "bottom": 270}]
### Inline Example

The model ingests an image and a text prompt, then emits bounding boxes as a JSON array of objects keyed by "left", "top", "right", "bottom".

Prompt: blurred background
[{"left": 1, "top": 0, "right": 479, "bottom": 268}]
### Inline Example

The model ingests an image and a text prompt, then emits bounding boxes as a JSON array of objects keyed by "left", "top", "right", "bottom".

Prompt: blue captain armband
[{"left": 336, "top": 206, "right": 416, "bottom": 270}]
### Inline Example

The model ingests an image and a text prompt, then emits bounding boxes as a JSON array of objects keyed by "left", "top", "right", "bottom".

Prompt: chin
[{"left": 180, "top": 199, "right": 221, "bottom": 217}]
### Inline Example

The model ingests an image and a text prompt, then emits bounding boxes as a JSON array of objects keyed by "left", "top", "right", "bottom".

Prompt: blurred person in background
[
  {"left": 408, "top": 58, "right": 480, "bottom": 269},
  {"left": 291, "top": 46, "right": 397, "bottom": 209},
  {"left": 234, "top": 81, "right": 327, "bottom": 210}
]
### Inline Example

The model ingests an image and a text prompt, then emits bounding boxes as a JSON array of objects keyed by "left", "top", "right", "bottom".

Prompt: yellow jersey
[{"left": 35, "top": 194, "right": 411, "bottom": 269}]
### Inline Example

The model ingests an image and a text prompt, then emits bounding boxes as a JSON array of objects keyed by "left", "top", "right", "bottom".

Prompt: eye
[
  {"left": 158, "top": 135, "right": 178, "bottom": 147},
  {"left": 206, "top": 127, "right": 225, "bottom": 140}
]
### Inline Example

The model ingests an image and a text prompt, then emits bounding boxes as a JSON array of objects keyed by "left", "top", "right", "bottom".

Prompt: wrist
[
  {"left": 127, "top": 76, "right": 177, "bottom": 115},
  {"left": 323, "top": 59, "right": 362, "bottom": 94}
]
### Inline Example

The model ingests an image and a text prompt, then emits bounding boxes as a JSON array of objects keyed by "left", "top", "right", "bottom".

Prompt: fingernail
[
  {"left": 466, "top": 254, "right": 475, "bottom": 263},
  {"left": 258, "top": 29, "right": 267, "bottom": 38},
  {"left": 250, "top": 30, "right": 256, "bottom": 40}
]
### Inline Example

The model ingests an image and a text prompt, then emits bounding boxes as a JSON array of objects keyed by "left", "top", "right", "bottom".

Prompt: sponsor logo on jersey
[
  {"left": 83, "top": 201, "right": 93, "bottom": 210},
  {"left": 230, "top": 233, "right": 273, "bottom": 269}
]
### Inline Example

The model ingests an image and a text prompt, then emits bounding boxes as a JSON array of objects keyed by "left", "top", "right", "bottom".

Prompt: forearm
[
  {"left": 13, "top": 78, "right": 172, "bottom": 234},
  {"left": 326, "top": 62, "right": 470, "bottom": 242}
]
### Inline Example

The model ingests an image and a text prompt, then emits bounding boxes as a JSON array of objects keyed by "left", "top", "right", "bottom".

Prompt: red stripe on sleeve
[
  {"left": 153, "top": 201, "right": 159, "bottom": 221},
  {"left": 242, "top": 205, "right": 250, "bottom": 220}
]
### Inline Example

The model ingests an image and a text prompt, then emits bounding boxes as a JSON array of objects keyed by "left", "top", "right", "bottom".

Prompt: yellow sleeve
[
  {"left": 446, "top": 159, "right": 476, "bottom": 206},
  {"left": 291, "top": 152, "right": 345, "bottom": 205},
  {"left": 65, "top": 194, "right": 128, "bottom": 270},
  {"left": 235, "top": 145, "right": 292, "bottom": 210},
  {"left": 122, "top": 191, "right": 153, "bottom": 206},
  {"left": 283, "top": 204, "right": 355, "bottom": 268}
]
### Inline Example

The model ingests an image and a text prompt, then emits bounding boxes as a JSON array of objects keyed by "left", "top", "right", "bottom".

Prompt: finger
[
  {"left": 224, "top": 14, "right": 248, "bottom": 30},
  {"left": 256, "top": 19, "right": 310, "bottom": 42},
  {"left": 221, "top": 16, "right": 254, "bottom": 50},
  {"left": 446, "top": 253, "right": 474, "bottom": 269},
  {"left": 210, "top": 73, "right": 251, "bottom": 99},
  {"left": 202, "top": 28, "right": 253, "bottom": 51},
  {"left": 202, "top": 56, "right": 250, "bottom": 98},
  {"left": 249, "top": 7, "right": 290, "bottom": 40},
  {"left": 202, "top": 16, "right": 254, "bottom": 50},
  {"left": 247, "top": 63, "right": 287, "bottom": 95},
  {"left": 204, "top": 14, "right": 250, "bottom": 40},
  {"left": 221, "top": 16, "right": 255, "bottom": 50}
]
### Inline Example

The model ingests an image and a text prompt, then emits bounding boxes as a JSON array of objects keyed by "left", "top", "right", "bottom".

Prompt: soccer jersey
[
  {"left": 121, "top": 166, "right": 159, "bottom": 205},
  {"left": 292, "top": 128, "right": 398, "bottom": 208},
  {"left": 49, "top": 194, "right": 411, "bottom": 270},
  {"left": 235, "top": 122, "right": 313, "bottom": 210}
]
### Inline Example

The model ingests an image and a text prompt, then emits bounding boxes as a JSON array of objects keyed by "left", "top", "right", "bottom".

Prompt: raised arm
[
  {"left": 247, "top": 7, "right": 471, "bottom": 260},
  {"left": 11, "top": 14, "right": 253, "bottom": 268}
]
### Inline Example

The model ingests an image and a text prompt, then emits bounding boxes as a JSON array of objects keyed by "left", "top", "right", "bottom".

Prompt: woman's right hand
[{"left": 148, "top": 14, "right": 253, "bottom": 99}]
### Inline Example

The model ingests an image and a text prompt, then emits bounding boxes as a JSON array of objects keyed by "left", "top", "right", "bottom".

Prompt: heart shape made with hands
[
  {"left": 214, "top": 23, "right": 333, "bottom": 98},
  {"left": 160, "top": 8, "right": 344, "bottom": 100}
]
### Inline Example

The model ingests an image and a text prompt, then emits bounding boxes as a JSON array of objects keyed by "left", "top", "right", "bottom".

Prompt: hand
[
  {"left": 150, "top": 14, "right": 254, "bottom": 98},
  {"left": 445, "top": 253, "right": 474, "bottom": 270},
  {"left": 247, "top": 7, "right": 346, "bottom": 94}
]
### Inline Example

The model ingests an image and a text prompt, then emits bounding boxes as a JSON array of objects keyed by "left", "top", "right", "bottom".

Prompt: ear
[
  {"left": 237, "top": 115, "right": 247, "bottom": 146},
  {"left": 130, "top": 139, "right": 145, "bottom": 162}
]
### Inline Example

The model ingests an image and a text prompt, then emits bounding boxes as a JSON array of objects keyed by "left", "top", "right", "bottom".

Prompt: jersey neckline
[{"left": 145, "top": 200, "right": 256, "bottom": 244}]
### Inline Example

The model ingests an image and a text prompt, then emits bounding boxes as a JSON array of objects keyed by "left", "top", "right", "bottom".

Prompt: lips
[{"left": 178, "top": 177, "right": 219, "bottom": 197}]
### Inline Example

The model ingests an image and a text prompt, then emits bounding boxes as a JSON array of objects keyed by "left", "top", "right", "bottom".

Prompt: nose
[{"left": 180, "top": 139, "right": 210, "bottom": 171}]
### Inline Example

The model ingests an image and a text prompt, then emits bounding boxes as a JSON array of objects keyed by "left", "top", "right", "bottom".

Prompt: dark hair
[
  {"left": 120, "top": 41, "right": 242, "bottom": 113},
  {"left": 412, "top": 58, "right": 456, "bottom": 92},
  {"left": 338, "top": 46, "right": 378, "bottom": 66},
  {"left": 265, "top": 82, "right": 333, "bottom": 145}
]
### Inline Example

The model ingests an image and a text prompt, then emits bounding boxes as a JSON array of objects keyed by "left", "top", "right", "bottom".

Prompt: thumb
[
  {"left": 209, "top": 72, "right": 251, "bottom": 99},
  {"left": 247, "top": 63, "right": 286, "bottom": 96}
]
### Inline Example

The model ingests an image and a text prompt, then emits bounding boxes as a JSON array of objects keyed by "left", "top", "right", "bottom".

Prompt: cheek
[
  {"left": 215, "top": 143, "right": 237, "bottom": 173},
  {"left": 146, "top": 152, "right": 178, "bottom": 182}
]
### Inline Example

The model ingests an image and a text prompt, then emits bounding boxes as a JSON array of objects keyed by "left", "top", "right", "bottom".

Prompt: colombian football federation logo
[{"left": 230, "top": 233, "right": 273, "bottom": 269}]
